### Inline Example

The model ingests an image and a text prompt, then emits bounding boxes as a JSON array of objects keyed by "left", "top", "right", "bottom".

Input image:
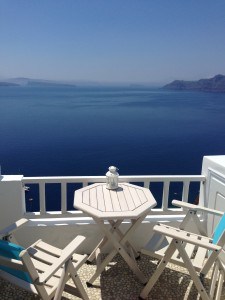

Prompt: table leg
[
  {"left": 109, "top": 220, "right": 139, "bottom": 259},
  {"left": 88, "top": 216, "right": 147, "bottom": 285},
  {"left": 87, "top": 220, "right": 123, "bottom": 263}
]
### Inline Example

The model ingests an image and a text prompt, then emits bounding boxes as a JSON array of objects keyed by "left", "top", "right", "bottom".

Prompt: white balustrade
[{"left": 22, "top": 175, "right": 205, "bottom": 218}]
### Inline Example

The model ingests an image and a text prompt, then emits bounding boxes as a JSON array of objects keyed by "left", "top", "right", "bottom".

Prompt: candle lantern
[{"left": 106, "top": 166, "right": 119, "bottom": 190}]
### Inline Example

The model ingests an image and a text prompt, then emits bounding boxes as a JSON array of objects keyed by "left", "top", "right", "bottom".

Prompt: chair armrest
[
  {"left": 38, "top": 235, "right": 86, "bottom": 284},
  {"left": 153, "top": 224, "right": 221, "bottom": 252},
  {"left": 172, "top": 200, "right": 224, "bottom": 216},
  {"left": 0, "top": 218, "right": 29, "bottom": 239},
  {"left": 0, "top": 256, "right": 25, "bottom": 271}
]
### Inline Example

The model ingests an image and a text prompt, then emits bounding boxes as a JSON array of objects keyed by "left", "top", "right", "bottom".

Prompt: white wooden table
[{"left": 74, "top": 182, "right": 157, "bottom": 285}]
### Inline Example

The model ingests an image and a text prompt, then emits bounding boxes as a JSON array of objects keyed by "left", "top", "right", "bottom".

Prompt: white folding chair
[
  {"left": 0, "top": 218, "right": 89, "bottom": 300},
  {"left": 140, "top": 201, "right": 225, "bottom": 300}
]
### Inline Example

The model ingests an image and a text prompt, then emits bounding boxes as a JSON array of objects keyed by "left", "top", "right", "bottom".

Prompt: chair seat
[
  {"left": 142, "top": 225, "right": 211, "bottom": 272},
  {"left": 26, "top": 239, "right": 87, "bottom": 298},
  {"left": 140, "top": 201, "right": 225, "bottom": 300},
  {"left": 0, "top": 218, "right": 89, "bottom": 300}
]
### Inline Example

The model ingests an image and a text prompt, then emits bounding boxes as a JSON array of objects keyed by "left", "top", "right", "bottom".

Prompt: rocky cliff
[{"left": 163, "top": 74, "right": 225, "bottom": 92}]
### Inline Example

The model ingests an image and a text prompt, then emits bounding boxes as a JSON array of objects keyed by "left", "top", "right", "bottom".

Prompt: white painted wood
[
  {"left": 121, "top": 184, "right": 136, "bottom": 211},
  {"left": 38, "top": 236, "right": 86, "bottom": 284},
  {"left": 140, "top": 196, "right": 225, "bottom": 300},
  {"left": 141, "top": 234, "right": 214, "bottom": 299},
  {"left": 172, "top": 200, "right": 224, "bottom": 216},
  {"left": 209, "top": 262, "right": 219, "bottom": 299},
  {"left": 110, "top": 189, "right": 121, "bottom": 211},
  {"left": 0, "top": 218, "right": 28, "bottom": 238},
  {"left": 154, "top": 224, "right": 219, "bottom": 251},
  {"left": 39, "top": 182, "right": 46, "bottom": 214},
  {"left": 61, "top": 182, "right": 67, "bottom": 214},
  {"left": 68, "top": 262, "right": 90, "bottom": 300},
  {"left": 193, "top": 247, "right": 208, "bottom": 270},
  {"left": 96, "top": 184, "right": 105, "bottom": 211},
  {"left": 53, "top": 260, "right": 69, "bottom": 300},
  {"left": 185, "top": 238, "right": 197, "bottom": 258},
  {"left": 0, "top": 256, "right": 25, "bottom": 271},
  {"left": 0, "top": 270, "right": 38, "bottom": 294},
  {"left": 75, "top": 183, "right": 156, "bottom": 285},
  {"left": 22, "top": 175, "right": 205, "bottom": 217},
  {"left": 74, "top": 183, "right": 156, "bottom": 219},
  {"left": 162, "top": 181, "right": 169, "bottom": 210},
  {"left": 102, "top": 185, "right": 113, "bottom": 212},
  {"left": 144, "top": 181, "right": 150, "bottom": 188},
  {"left": 89, "top": 186, "right": 98, "bottom": 209},
  {"left": 175, "top": 241, "right": 210, "bottom": 300},
  {"left": 117, "top": 187, "right": 129, "bottom": 211},
  {"left": 0, "top": 220, "right": 89, "bottom": 300},
  {"left": 182, "top": 181, "right": 190, "bottom": 203},
  {"left": 215, "top": 270, "right": 224, "bottom": 300},
  {"left": 82, "top": 190, "right": 90, "bottom": 206},
  {"left": 128, "top": 185, "right": 142, "bottom": 207},
  {"left": 23, "top": 175, "right": 205, "bottom": 184},
  {"left": 28, "top": 247, "right": 58, "bottom": 264},
  {"left": 140, "top": 240, "right": 177, "bottom": 299}
]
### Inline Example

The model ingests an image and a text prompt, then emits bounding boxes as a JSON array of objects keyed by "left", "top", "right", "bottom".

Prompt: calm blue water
[{"left": 0, "top": 86, "right": 225, "bottom": 210}]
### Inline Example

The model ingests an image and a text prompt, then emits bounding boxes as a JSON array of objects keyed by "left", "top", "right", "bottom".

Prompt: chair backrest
[
  {"left": 211, "top": 213, "right": 225, "bottom": 266},
  {"left": 0, "top": 240, "right": 31, "bottom": 282},
  {"left": 212, "top": 213, "right": 225, "bottom": 245}
]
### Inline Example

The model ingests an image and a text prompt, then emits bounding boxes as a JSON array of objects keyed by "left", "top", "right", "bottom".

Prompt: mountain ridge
[{"left": 163, "top": 74, "right": 225, "bottom": 92}]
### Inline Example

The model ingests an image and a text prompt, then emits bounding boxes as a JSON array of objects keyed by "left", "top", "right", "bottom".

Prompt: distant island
[
  {"left": 0, "top": 82, "right": 19, "bottom": 87},
  {"left": 0, "top": 78, "right": 77, "bottom": 87},
  {"left": 163, "top": 74, "right": 225, "bottom": 92}
]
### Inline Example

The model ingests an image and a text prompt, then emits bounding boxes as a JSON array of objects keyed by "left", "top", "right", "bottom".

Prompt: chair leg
[
  {"left": 69, "top": 261, "right": 89, "bottom": 300},
  {"left": 210, "top": 262, "right": 219, "bottom": 299},
  {"left": 53, "top": 260, "right": 70, "bottom": 300},
  {"left": 140, "top": 240, "right": 177, "bottom": 299},
  {"left": 215, "top": 270, "right": 224, "bottom": 300},
  {"left": 176, "top": 241, "right": 210, "bottom": 300}
]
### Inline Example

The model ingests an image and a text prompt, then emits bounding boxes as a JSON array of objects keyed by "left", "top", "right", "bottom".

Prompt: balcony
[
  {"left": 0, "top": 155, "right": 225, "bottom": 299},
  {"left": 1, "top": 253, "right": 224, "bottom": 299}
]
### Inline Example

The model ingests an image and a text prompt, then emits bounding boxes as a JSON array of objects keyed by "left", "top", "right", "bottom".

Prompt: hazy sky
[{"left": 1, "top": 1, "right": 225, "bottom": 84}]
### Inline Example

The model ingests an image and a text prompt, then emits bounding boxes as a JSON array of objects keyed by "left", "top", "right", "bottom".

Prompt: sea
[{"left": 0, "top": 86, "right": 225, "bottom": 211}]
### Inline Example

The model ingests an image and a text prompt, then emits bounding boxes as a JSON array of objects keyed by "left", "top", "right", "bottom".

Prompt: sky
[{"left": 0, "top": 1, "right": 225, "bottom": 84}]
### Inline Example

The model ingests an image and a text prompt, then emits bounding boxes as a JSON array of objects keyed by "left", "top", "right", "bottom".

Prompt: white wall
[
  {"left": 200, "top": 156, "right": 225, "bottom": 236},
  {"left": 0, "top": 175, "right": 25, "bottom": 230}
]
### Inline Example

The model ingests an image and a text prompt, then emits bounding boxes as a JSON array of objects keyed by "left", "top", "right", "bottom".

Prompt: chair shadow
[{"left": 99, "top": 254, "right": 219, "bottom": 300}]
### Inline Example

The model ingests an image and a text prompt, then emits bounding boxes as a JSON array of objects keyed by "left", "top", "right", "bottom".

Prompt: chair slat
[
  {"left": 171, "top": 249, "right": 180, "bottom": 261},
  {"left": 185, "top": 243, "right": 196, "bottom": 259},
  {"left": 0, "top": 270, "right": 38, "bottom": 294},
  {"left": 193, "top": 247, "right": 208, "bottom": 271},
  {"left": 0, "top": 219, "right": 89, "bottom": 300},
  {"left": 28, "top": 247, "right": 58, "bottom": 264},
  {"left": 154, "top": 224, "right": 220, "bottom": 251},
  {"left": 34, "top": 240, "right": 87, "bottom": 267},
  {"left": 35, "top": 241, "right": 62, "bottom": 257}
]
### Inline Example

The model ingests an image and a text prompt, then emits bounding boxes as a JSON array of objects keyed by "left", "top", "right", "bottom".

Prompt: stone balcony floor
[{"left": 0, "top": 254, "right": 224, "bottom": 300}]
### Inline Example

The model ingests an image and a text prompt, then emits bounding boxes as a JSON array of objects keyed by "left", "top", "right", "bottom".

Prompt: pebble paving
[{"left": 0, "top": 254, "right": 224, "bottom": 300}]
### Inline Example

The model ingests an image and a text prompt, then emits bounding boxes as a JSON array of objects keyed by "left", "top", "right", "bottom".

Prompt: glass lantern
[{"left": 106, "top": 166, "right": 119, "bottom": 190}]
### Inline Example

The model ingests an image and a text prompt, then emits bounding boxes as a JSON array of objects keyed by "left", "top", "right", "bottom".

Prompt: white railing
[{"left": 22, "top": 175, "right": 205, "bottom": 218}]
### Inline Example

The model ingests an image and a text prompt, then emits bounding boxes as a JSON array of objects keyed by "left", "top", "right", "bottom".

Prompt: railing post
[
  {"left": 61, "top": 182, "right": 67, "bottom": 214},
  {"left": 162, "top": 181, "right": 170, "bottom": 210},
  {"left": 182, "top": 181, "right": 190, "bottom": 203},
  {"left": 144, "top": 181, "right": 150, "bottom": 189},
  {"left": 39, "top": 182, "right": 46, "bottom": 214},
  {"left": 21, "top": 175, "right": 205, "bottom": 216}
]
